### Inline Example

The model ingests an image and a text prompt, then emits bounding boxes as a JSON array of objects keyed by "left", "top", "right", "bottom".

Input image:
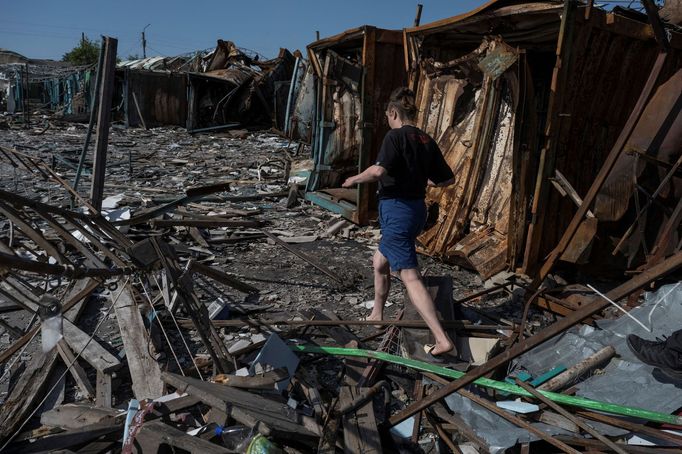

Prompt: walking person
[{"left": 342, "top": 87, "right": 456, "bottom": 359}]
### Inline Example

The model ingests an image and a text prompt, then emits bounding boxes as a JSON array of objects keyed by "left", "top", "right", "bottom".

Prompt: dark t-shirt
[{"left": 375, "top": 125, "right": 454, "bottom": 200}]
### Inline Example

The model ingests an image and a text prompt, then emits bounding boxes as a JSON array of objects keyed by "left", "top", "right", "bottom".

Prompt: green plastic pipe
[{"left": 290, "top": 345, "right": 682, "bottom": 426}]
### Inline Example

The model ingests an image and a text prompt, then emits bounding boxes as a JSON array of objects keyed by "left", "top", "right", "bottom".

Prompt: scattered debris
[{"left": 1, "top": 1, "right": 682, "bottom": 453}]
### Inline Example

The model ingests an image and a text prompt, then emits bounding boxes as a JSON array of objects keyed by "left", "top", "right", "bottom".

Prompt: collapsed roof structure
[{"left": 186, "top": 40, "right": 295, "bottom": 133}]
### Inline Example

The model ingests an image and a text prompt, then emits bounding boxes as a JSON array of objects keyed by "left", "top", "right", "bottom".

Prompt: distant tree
[
  {"left": 126, "top": 54, "right": 141, "bottom": 61},
  {"left": 62, "top": 35, "right": 100, "bottom": 66}
]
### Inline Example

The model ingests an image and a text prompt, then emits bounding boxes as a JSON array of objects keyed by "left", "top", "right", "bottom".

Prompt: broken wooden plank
[
  {"left": 302, "top": 308, "right": 361, "bottom": 347},
  {"left": 161, "top": 372, "right": 320, "bottom": 443},
  {"left": 56, "top": 340, "right": 95, "bottom": 399},
  {"left": 263, "top": 230, "right": 345, "bottom": 286},
  {"left": 431, "top": 401, "right": 490, "bottom": 452},
  {"left": 152, "top": 238, "right": 233, "bottom": 374},
  {"left": 62, "top": 319, "right": 121, "bottom": 373},
  {"left": 576, "top": 410, "right": 682, "bottom": 446},
  {"left": 359, "top": 310, "right": 404, "bottom": 387},
  {"left": 424, "top": 409, "right": 459, "bottom": 453},
  {"left": 188, "top": 226, "right": 210, "bottom": 247},
  {"left": 90, "top": 36, "right": 117, "bottom": 212},
  {"left": 134, "top": 420, "right": 229, "bottom": 454},
  {"left": 213, "top": 367, "right": 289, "bottom": 390},
  {"left": 536, "top": 410, "right": 579, "bottom": 433},
  {"left": 96, "top": 371, "right": 113, "bottom": 408},
  {"left": 339, "top": 386, "right": 382, "bottom": 454},
  {"left": 151, "top": 218, "right": 263, "bottom": 228},
  {"left": 0, "top": 279, "right": 94, "bottom": 444},
  {"left": 4, "top": 420, "right": 123, "bottom": 454},
  {"left": 302, "top": 308, "right": 367, "bottom": 386},
  {"left": 538, "top": 345, "right": 615, "bottom": 391},
  {"left": 190, "top": 260, "right": 258, "bottom": 294},
  {"left": 112, "top": 283, "right": 164, "bottom": 400},
  {"left": 40, "top": 404, "right": 122, "bottom": 430},
  {"left": 551, "top": 170, "right": 595, "bottom": 218}
]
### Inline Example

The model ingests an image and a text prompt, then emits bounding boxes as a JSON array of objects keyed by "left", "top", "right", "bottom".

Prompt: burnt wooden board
[
  {"left": 162, "top": 372, "right": 318, "bottom": 443},
  {"left": 112, "top": 285, "right": 164, "bottom": 400},
  {"left": 339, "top": 386, "right": 381, "bottom": 454}
]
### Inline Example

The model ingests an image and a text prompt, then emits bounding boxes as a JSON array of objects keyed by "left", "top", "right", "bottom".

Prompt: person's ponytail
[{"left": 387, "top": 87, "right": 417, "bottom": 121}]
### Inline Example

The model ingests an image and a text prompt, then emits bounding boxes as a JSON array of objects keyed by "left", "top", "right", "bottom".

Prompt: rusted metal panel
[
  {"left": 528, "top": 7, "right": 682, "bottom": 276},
  {"left": 413, "top": 39, "right": 519, "bottom": 277},
  {"left": 594, "top": 69, "right": 682, "bottom": 222},
  {"left": 124, "top": 69, "right": 187, "bottom": 128}
]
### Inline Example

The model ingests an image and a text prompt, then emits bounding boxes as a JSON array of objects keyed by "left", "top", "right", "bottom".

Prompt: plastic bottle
[{"left": 214, "top": 425, "right": 282, "bottom": 454}]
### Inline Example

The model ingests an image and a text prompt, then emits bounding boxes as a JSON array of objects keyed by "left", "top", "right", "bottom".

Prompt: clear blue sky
[{"left": 1, "top": 0, "right": 483, "bottom": 60}]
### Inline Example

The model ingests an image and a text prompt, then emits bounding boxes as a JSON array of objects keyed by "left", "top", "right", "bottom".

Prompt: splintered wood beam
[
  {"left": 339, "top": 386, "right": 382, "bottom": 454},
  {"left": 63, "top": 319, "right": 121, "bottom": 373},
  {"left": 56, "top": 340, "right": 95, "bottom": 399}
]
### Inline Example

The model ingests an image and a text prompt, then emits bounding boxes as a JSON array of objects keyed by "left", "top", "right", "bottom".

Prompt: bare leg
[
  {"left": 400, "top": 268, "right": 454, "bottom": 355},
  {"left": 369, "top": 249, "right": 390, "bottom": 321}
]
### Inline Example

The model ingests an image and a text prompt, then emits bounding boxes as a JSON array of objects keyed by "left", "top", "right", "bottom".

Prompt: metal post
[
  {"left": 142, "top": 24, "right": 150, "bottom": 59},
  {"left": 73, "top": 39, "right": 105, "bottom": 197},
  {"left": 90, "top": 36, "right": 117, "bottom": 212},
  {"left": 413, "top": 4, "right": 423, "bottom": 27}
]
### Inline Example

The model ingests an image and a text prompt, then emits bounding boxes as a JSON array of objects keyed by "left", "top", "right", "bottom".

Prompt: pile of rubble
[
  {"left": 0, "top": 116, "right": 680, "bottom": 453},
  {"left": 1, "top": 0, "right": 682, "bottom": 452}
]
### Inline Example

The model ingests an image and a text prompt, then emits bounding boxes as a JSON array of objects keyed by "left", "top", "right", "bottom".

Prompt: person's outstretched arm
[{"left": 342, "top": 165, "right": 386, "bottom": 187}]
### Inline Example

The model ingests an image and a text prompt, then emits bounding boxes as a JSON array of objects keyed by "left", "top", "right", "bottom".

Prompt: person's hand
[{"left": 342, "top": 177, "right": 356, "bottom": 188}]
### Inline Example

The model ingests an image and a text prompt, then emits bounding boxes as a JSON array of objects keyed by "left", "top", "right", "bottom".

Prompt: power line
[
  {"left": 0, "top": 28, "right": 79, "bottom": 40},
  {"left": 0, "top": 18, "right": 125, "bottom": 37}
]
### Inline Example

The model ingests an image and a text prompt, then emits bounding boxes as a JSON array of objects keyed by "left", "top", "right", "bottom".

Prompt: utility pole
[
  {"left": 142, "top": 24, "right": 150, "bottom": 58},
  {"left": 414, "top": 4, "right": 424, "bottom": 27}
]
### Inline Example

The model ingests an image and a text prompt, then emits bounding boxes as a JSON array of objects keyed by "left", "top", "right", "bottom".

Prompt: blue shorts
[{"left": 378, "top": 198, "right": 426, "bottom": 271}]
